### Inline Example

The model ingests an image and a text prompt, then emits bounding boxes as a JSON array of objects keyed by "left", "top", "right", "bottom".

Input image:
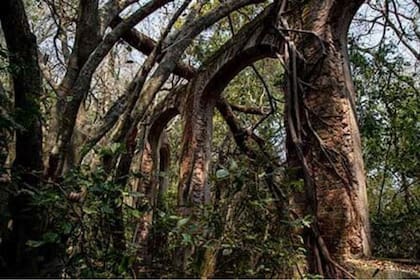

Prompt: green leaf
[
  {"left": 216, "top": 168, "right": 229, "bottom": 179},
  {"left": 258, "top": 172, "right": 266, "bottom": 178},
  {"left": 301, "top": 215, "right": 313, "bottom": 228},
  {"left": 229, "top": 159, "right": 238, "bottom": 170},
  {"left": 82, "top": 207, "right": 96, "bottom": 215},
  {"left": 62, "top": 223, "right": 72, "bottom": 235},
  {"left": 181, "top": 233, "right": 193, "bottom": 245},
  {"left": 168, "top": 215, "right": 181, "bottom": 220},
  {"left": 26, "top": 240, "right": 45, "bottom": 248},
  {"left": 42, "top": 232, "right": 59, "bottom": 243},
  {"left": 222, "top": 248, "right": 233, "bottom": 256},
  {"left": 130, "top": 209, "right": 143, "bottom": 218},
  {"left": 101, "top": 205, "right": 114, "bottom": 214},
  {"left": 177, "top": 217, "right": 190, "bottom": 228}
]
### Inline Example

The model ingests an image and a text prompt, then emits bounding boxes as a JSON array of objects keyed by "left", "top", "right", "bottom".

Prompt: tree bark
[
  {"left": 175, "top": 1, "right": 371, "bottom": 277},
  {"left": 282, "top": 0, "right": 371, "bottom": 277},
  {"left": 46, "top": 0, "right": 101, "bottom": 177},
  {"left": 0, "top": 0, "right": 45, "bottom": 276},
  {"left": 46, "top": 0, "right": 172, "bottom": 178},
  {"left": 134, "top": 94, "right": 181, "bottom": 271}
]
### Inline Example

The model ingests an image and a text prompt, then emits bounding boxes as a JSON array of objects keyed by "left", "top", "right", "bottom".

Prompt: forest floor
[{"left": 349, "top": 258, "right": 420, "bottom": 279}]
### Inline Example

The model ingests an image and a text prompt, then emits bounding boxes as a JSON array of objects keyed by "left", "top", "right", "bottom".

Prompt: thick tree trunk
[
  {"left": 46, "top": 0, "right": 101, "bottom": 178},
  {"left": 0, "top": 0, "right": 45, "bottom": 276},
  {"left": 283, "top": 0, "right": 371, "bottom": 277},
  {"left": 174, "top": 1, "right": 370, "bottom": 277},
  {"left": 46, "top": 0, "right": 172, "bottom": 178}
]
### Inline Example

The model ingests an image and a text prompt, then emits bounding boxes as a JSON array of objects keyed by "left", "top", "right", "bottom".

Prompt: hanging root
[{"left": 311, "top": 225, "right": 355, "bottom": 278}]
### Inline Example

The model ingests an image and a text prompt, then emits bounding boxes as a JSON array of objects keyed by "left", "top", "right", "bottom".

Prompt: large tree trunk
[
  {"left": 0, "top": 0, "right": 45, "bottom": 276},
  {"left": 45, "top": 0, "right": 173, "bottom": 178},
  {"left": 46, "top": 0, "right": 101, "bottom": 178},
  {"left": 283, "top": 0, "right": 371, "bottom": 277}
]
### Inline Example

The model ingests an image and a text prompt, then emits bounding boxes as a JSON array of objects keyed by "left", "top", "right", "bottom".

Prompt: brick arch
[
  {"left": 135, "top": 4, "right": 284, "bottom": 211},
  {"left": 136, "top": 88, "right": 184, "bottom": 210},
  {"left": 131, "top": 19, "right": 284, "bottom": 273},
  {"left": 137, "top": 1, "right": 372, "bottom": 276},
  {"left": 177, "top": 6, "right": 284, "bottom": 208}
]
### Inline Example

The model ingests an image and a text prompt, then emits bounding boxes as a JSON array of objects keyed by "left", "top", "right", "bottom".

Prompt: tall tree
[
  {"left": 0, "top": 0, "right": 44, "bottom": 276},
  {"left": 282, "top": 1, "right": 371, "bottom": 276}
]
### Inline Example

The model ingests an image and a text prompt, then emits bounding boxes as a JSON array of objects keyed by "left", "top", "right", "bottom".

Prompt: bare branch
[
  {"left": 128, "top": 0, "right": 267, "bottom": 127},
  {"left": 110, "top": 16, "right": 197, "bottom": 79},
  {"left": 229, "top": 103, "right": 269, "bottom": 115}
]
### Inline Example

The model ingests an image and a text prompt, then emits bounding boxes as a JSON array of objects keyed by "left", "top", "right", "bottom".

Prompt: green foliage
[
  {"left": 0, "top": 47, "right": 14, "bottom": 185},
  {"left": 2, "top": 0, "right": 419, "bottom": 277},
  {"left": 371, "top": 205, "right": 420, "bottom": 259},
  {"left": 184, "top": 2, "right": 270, "bottom": 66},
  {"left": 22, "top": 165, "right": 143, "bottom": 278},
  {"left": 143, "top": 54, "right": 297, "bottom": 278},
  {"left": 155, "top": 63, "right": 294, "bottom": 274},
  {"left": 133, "top": 122, "right": 304, "bottom": 277},
  {"left": 208, "top": 157, "right": 304, "bottom": 278},
  {"left": 350, "top": 40, "right": 420, "bottom": 259}
]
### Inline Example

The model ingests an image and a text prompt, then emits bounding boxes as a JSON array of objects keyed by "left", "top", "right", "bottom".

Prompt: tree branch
[
  {"left": 229, "top": 103, "right": 269, "bottom": 115},
  {"left": 110, "top": 16, "right": 197, "bottom": 79}
]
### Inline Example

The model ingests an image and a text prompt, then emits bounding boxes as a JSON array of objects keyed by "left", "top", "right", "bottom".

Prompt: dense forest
[{"left": 0, "top": 0, "right": 419, "bottom": 278}]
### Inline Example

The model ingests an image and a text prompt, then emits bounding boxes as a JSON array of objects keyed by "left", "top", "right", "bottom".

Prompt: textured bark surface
[
  {"left": 135, "top": 130, "right": 172, "bottom": 272},
  {"left": 127, "top": 0, "right": 267, "bottom": 148},
  {"left": 0, "top": 0, "right": 45, "bottom": 276},
  {"left": 282, "top": 0, "right": 371, "bottom": 276},
  {"left": 174, "top": 1, "right": 371, "bottom": 277},
  {"left": 178, "top": 89, "right": 215, "bottom": 208},
  {"left": 0, "top": 0, "right": 376, "bottom": 278},
  {"left": 47, "top": 0, "right": 171, "bottom": 178},
  {"left": 46, "top": 0, "right": 101, "bottom": 177},
  {"left": 178, "top": 4, "right": 282, "bottom": 210},
  {"left": 136, "top": 139, "right": 154, "bottom": 267}
]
